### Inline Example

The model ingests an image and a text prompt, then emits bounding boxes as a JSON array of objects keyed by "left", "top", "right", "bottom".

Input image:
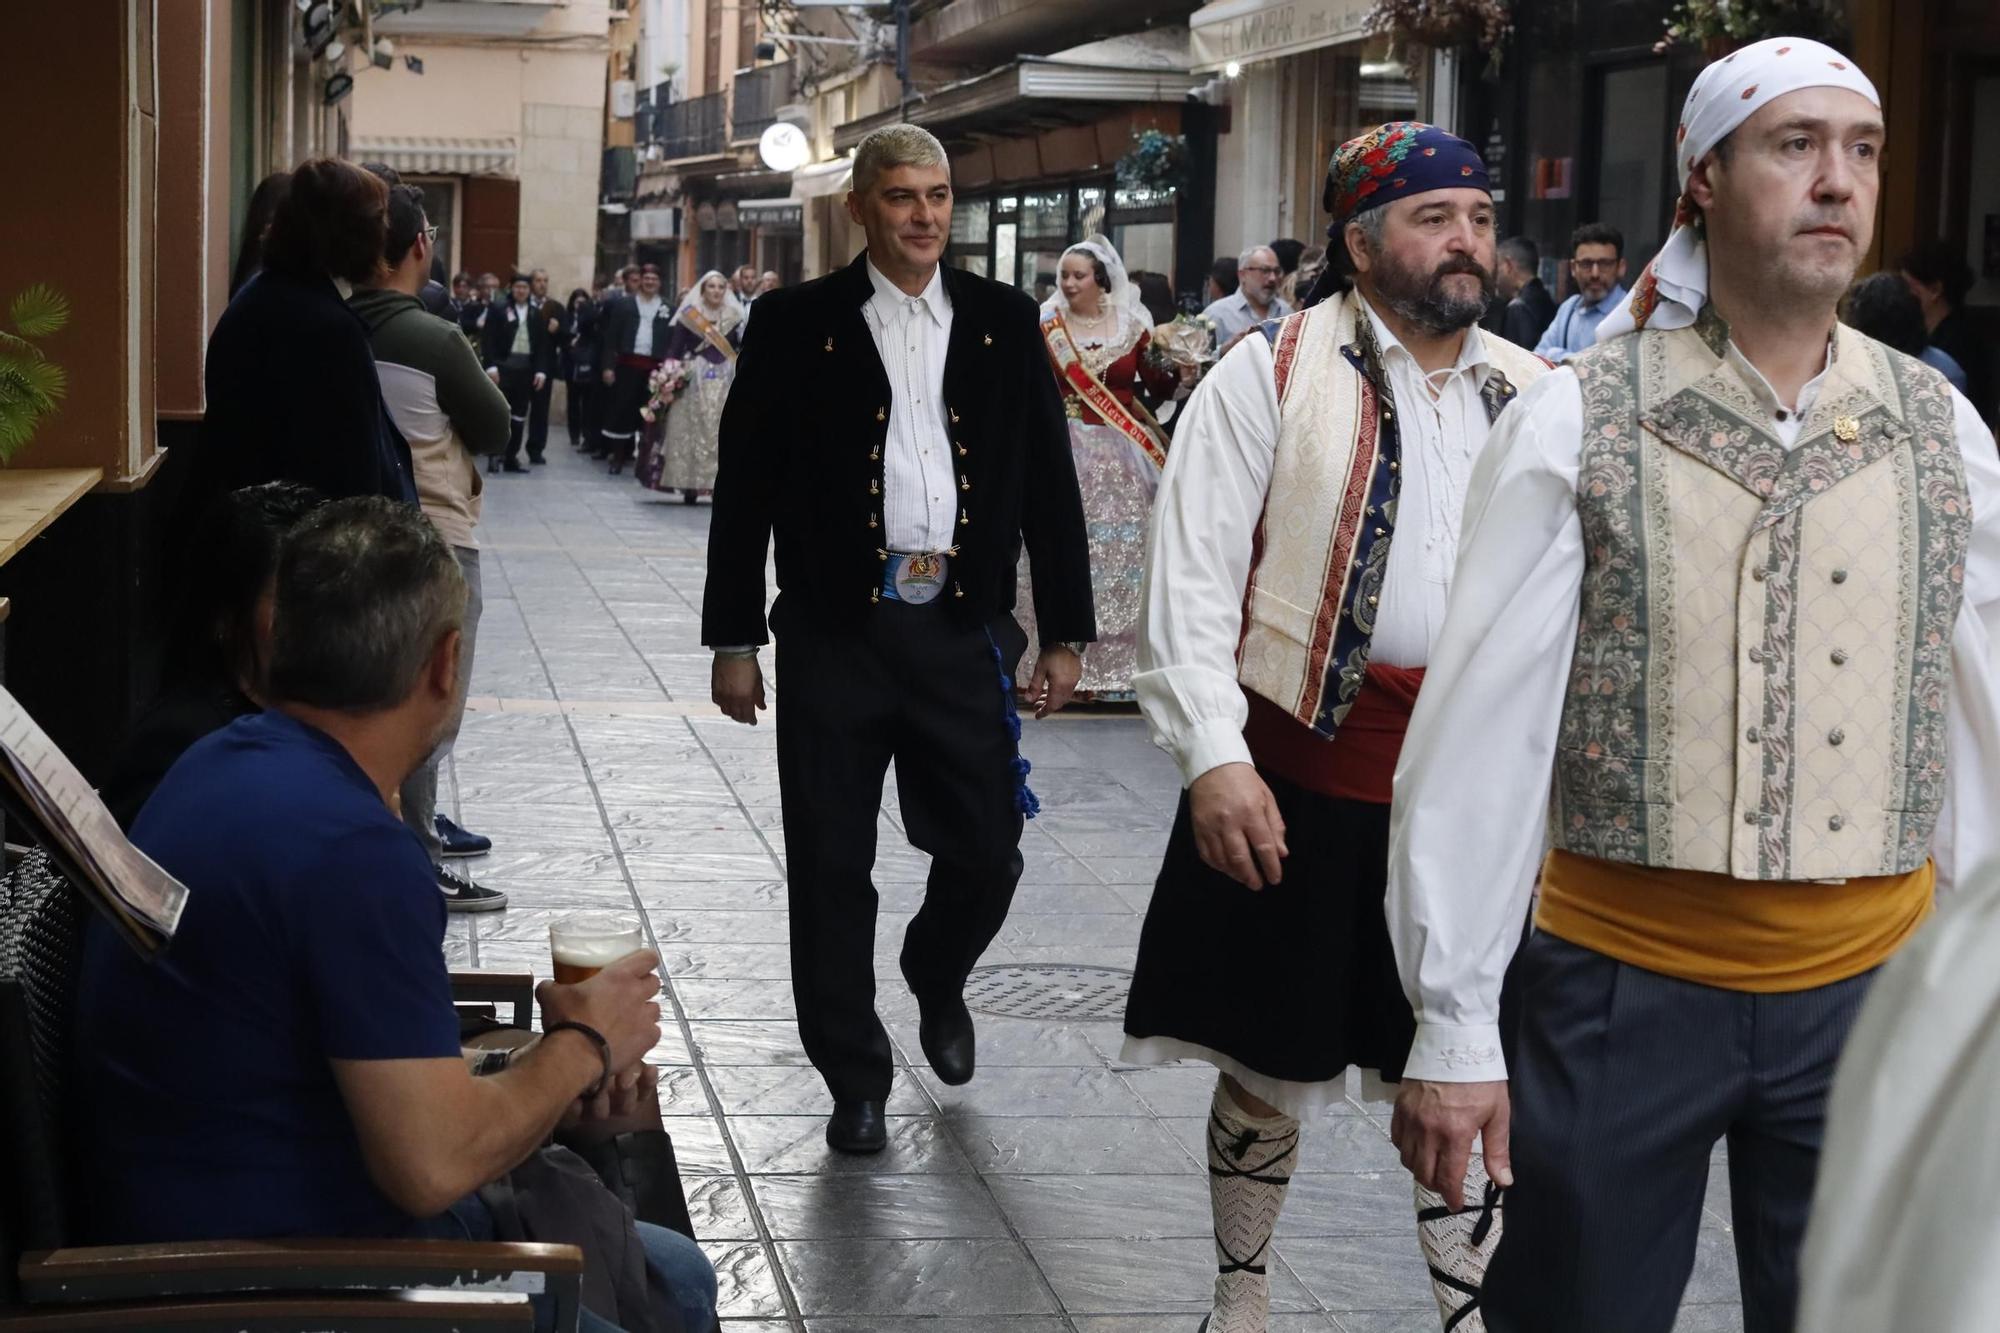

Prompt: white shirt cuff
[
  {"left": 1402, "top": 1021, "right": 1508, "bottom": 1082},
  {"left": 1174, "top": 720, "right": 1254, "bottom": 788}
]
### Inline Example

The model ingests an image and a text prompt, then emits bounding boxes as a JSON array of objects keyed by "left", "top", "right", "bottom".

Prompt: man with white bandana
[{"left": 1386, "top": 37, "right": 2000, "bottom": 1332}]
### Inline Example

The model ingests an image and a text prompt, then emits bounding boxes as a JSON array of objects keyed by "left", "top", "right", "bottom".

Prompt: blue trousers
[{"left": 426, "top": 1193, "right": 718, "bottom": 1333}]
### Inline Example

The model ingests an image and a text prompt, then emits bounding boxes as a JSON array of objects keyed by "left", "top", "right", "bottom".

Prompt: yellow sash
[
  {"left": 677, "top": 306, "right": 739, "bottom": 363},
  {"left": 1040, "top": 312, "right": 1167, "bottom": 470}
]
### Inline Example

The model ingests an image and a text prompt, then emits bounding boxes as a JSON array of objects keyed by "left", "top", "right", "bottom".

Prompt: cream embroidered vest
[
  {"left": 1554, "top": 315, "right": 1969, "bottom": 880},
  {"left": 1238, "top": 292, "right": 1550, "bottom": 736}
]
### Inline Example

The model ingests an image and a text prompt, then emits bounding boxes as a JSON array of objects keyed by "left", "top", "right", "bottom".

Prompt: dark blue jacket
[{"left": 193, "top": 268, "right": 416, "bottom": 510}]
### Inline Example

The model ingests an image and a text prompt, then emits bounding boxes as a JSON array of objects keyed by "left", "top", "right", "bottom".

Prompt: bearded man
[
  {"left": 1121, "top": 123, "right": 1549, "bottom": 1333},
  {"left": 1388, "top": 38, "right": 2000, "bottom": 1332}
]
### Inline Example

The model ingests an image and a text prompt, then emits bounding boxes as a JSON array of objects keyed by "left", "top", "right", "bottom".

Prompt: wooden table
[{"left": 0, "top": 468, "right": 102, "bottom": 567}]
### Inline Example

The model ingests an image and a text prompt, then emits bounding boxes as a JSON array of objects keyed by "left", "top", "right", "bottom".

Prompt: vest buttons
[
  {"left": 1829, "top": 814, "right": 1846, "bottom": 832},
  {"left": 1829, "top": 728, "right": 1845, "bottom": 746},
  {"left": 1744, "top": 811, "right": 1762, "bottom": 826},
  {"left": 1831, "top": 568, "right": 1849, "bottom": 584},
  {"left": 1746, "top": 727, "right": 1760, "bottom": 744},
  {"left": 1831, "top": 648, "right": 1849, "bottom": 666},
  {"left": 1748, "top": 646, "right": 1765, "bottom": 663},
  {"left": 1751, "top": 567, "right": 1767, "bottom": 582},
  {"left": 1367, "top": 595, "right": 1379, "bottom": 607}
]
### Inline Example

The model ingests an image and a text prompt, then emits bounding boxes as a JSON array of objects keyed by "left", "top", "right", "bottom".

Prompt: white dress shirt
[
  {"left": 1386, "top": 350, "right": 2000, "bottom": 1084},
  {"left": 1134, "top": 295, "right": 1503, "bottom": 786},
  {"left": 859, "top": 259, "right": 957, "bottom": 554},
  {"left": 632, "top": 295, "right": 664, "bottom": 357}
]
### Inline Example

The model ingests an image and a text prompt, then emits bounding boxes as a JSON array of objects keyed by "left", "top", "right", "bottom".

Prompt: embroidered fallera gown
[
  {"left": 642, "top": 305, "right": 741, "bottom": 496},
  {"left": 1016, "top": 311, "right": 1177, "bottom": 699}
]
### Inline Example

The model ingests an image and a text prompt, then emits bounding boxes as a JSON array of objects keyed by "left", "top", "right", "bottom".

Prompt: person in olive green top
[{"left": 350, "top": 183, "right": 512, "bottom": 913}]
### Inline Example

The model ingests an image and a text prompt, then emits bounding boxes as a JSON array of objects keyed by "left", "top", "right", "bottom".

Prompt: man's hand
[
  {"left": 532, "top": 372, "right": 547, "bottom": 391},
  {"left": 562, "top": 1061, "right": 655, "bottom": 1129},
  {"left": 1390, "top": 1079, "right": 1513, "bottom": 1212},
  {"left": 548, "top": 316, "right": 561, "bottom": 334},
  {"left": 536, "top": 949, "right": 664, "bottom": 1075},
  {"left": 712, "top": 654, "right": 766, "bottom": 725},
  {"left": 1024, "top": 645, "right": 1081, "bottom": 719},
  {"left": 486, "top": 367, "right": 501, "bottom": 384},
  {"left": 1188, "top": 762, "right": 1287, "bottom": 889},
  {"left": 602, "top": 368, "right": 617, "bottom": 386}
]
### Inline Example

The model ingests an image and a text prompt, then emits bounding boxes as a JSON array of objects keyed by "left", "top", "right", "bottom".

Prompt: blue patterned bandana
[{"left": 1324, "top": 121, "right": 1490, "bottom": 229}]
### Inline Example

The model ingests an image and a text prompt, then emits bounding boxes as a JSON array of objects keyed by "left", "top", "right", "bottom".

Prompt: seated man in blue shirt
[
  {"left": 75, "top": 496, "right": 716, "bottom": 1333},
  {"left": 1534, "top": 221, "right": 1629, "bottom": 362}
]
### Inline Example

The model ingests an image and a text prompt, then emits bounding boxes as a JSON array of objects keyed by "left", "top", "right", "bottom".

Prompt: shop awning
[
  {"left": 789, "top": 158, "right": 853, "bottom": 200},
  {"left": 834, "top": 30, "right": 1199, "bottom": 151},
  {"left": 350, "top": 136, "right": 518, "bottom": 176},
  {"left": 1190, "top": 0, "right": 1373, "bottom": 73}
]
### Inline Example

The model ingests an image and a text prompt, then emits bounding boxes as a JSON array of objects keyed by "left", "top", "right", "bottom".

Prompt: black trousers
[
  {"left": 565, "top": 378, "right": 597, "bottom": 447},
  {"left": 1482, "top": 932, "right": 1875, "bottom": 1333},
  {"left": 527, "top": 374, "right": 553, "bottom": 459},
  {"left": 597, "top": 363, "right": 651, "bottom": 464},
  {"left": 774, "top": 599, "right": 1030, "bottom": 1104},
  {"left": 497, "top": 357, "right": 535, "bottom": 464}
]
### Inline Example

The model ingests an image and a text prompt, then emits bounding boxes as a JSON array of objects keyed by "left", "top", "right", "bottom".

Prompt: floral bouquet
[
  {"left": 1150, "top": 314, "right": 1218, "bottom": 370},
  {"left": 638, "top": 358, "right": 689, "bottom": 424}
]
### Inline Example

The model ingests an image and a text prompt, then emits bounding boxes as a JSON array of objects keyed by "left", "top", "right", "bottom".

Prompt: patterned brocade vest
[
  {"left": 1554, "top": 313, "right": 1969, "bottom": 881},
  {"left": 1237, "top": 292, "right": 1550, "bottom": 737}
]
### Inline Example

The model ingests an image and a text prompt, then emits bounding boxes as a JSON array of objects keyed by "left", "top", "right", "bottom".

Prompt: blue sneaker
[{"left": 435, "top": 814, "right": 493, "bottom": 858}]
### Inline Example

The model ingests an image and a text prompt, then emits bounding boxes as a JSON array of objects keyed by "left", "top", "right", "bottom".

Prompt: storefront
[
  {"left": 1191, "top": 0, "right": 1423, "bottom": 257},
  {"left": 834, "top": 31, "right": 1206, "bottom": 303}
]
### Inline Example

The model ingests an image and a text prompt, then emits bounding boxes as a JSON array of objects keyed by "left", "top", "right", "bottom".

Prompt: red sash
[
  {"left": 1041, "top": 312, "right": 1167, "bottom": 470},
  {"left": 1241, "top": 664, "right": 1424, "bottom": 804}
]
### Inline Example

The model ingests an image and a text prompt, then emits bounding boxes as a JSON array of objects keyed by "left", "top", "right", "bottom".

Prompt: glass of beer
[{"left": 549, "top": 912, "right": 645, "bottom": 985}]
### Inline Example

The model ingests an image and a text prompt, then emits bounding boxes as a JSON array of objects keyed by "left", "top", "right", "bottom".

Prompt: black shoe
[
  {"left": 608, "top": 460, "right": 625, "bottom": 476},
  {"left": 435, "top": 814, "right": 492, "bottom": 859},
  {"left": 917, "top": 994, "right": 976, "bottom": 1086},
  {"left": 825, "top": 1099, "right": 887, "bottom": 1154},
  {"left": 682, "top": 490, "right": 699, "bottom": 505},
  {"left": 588, "top": 449, "right": 609, "bottom": 460},
  {"left": 487, "top": 455, "right": 501, "bottom": 474},
  {"left": 439, "top": 864, "right": 507, "bottom": 913},
  {"left": 502, "top": 459, "right": 529, "bottom": 474},
  {"left": 530, "top": 454, "right": 547, "bottom": 465}
]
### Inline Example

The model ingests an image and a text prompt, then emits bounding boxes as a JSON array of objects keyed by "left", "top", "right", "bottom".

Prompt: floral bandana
[
  {"left": 1598, "top": 36, "right": 1881, "bottom": 340},
  {"left": 1323, "top": 121, "right": 1490, "bottom": 234}
]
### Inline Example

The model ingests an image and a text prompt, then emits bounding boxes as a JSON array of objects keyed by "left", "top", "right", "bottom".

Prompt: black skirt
[{"left": 1122, "top": 768, "right": 1414, "bottom": 1084}]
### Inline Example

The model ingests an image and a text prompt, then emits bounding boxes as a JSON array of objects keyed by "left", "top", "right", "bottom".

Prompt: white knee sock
[{"left": 1207, "top": 1077, "right": 1299, "bottom": 1333}]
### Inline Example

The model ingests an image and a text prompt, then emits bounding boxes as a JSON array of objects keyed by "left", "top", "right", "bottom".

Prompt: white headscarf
[
  {"left": 679, "top": 269, "right": 745, "bottom": 333},
  {"left": 1595, "top": 36, "right": 1881, "bottom": 342},
  {"left": 1041, "top": 235, "right": 1147, "bottom": 343}
]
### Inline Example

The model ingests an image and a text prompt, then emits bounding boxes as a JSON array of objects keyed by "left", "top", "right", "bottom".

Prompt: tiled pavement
[{"left": 441, "top": 441, "right": 1748, "bottom": 1331}]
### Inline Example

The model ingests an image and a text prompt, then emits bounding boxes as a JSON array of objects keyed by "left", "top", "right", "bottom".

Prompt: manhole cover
[{"left": 964, "top": 964, "right": 1132, "bottom": 1022}]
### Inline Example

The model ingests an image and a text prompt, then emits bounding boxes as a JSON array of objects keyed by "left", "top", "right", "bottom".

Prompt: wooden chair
[{"left": 0, "top": 850, "right": 586, "bottom": 1331}]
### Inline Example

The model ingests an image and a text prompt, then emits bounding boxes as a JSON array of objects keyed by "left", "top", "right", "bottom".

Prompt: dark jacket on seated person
[{"left": 74, "top": 710, "right": 462, "bottom": 1242}]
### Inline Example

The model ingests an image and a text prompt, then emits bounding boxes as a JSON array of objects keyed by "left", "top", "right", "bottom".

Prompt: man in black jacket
[
  {"left": 1486, "top": 235, "right": 1558, "bottom": 351},
  {"left": 594, "top": 263, "right": 673, "bottom": 470},
  {"left": 702, "top": 124, "right": 1096, "bottom": 1154},
  {"left": 524, "top": 268, "right": 567, "bottom": 463},
  {"left": 480, "top": 273, "right": 557, "bottom": 474}
]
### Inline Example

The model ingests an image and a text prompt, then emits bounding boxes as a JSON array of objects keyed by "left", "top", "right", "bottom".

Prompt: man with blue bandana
[{"left": 1121, "top": 122, "right": 1549, "bottom": 1333}]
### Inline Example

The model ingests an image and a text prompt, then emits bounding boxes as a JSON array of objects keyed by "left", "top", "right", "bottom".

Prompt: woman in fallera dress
[
  {"left": 642, "top": 270, "right": 742, "bottom": 502},
  {"left": 1018, "top": 235, "right": 1187, "bottom": 699}
]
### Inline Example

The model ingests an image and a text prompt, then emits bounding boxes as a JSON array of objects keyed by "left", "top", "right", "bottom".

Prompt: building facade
[{"left": 351, "top": 1, "right": 615, "bottom": 292}]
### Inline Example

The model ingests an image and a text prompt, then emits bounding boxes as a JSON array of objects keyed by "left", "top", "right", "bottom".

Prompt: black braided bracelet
[{"left": 543, "top": 1021, "right": 614, "bottom": 1099}]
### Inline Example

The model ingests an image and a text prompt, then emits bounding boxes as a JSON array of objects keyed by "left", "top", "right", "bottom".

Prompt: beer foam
[{"left": 551, "top": 932, "right": 640, "bottom": 968}]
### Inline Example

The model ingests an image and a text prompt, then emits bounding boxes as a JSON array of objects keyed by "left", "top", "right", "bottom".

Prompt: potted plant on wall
[
  {"left": 0, "top": 286, "right": 68, "bottom": 462},
  {"left": 1116, "top": 128, "right": 1189, "bottom": 198},
  {"left": 1655, "top": 0, "right": 1849, "bottom": 55},
  {"left": 1365, "top": 0, "right": 1513, "bottom": 77}
]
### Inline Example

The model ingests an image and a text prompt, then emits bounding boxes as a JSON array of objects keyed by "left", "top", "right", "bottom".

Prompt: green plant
[
  {"left": 1656, "top": 0, "right": 1847, "bottom": 50},
  {"left": 1116, "top": 130, "right": 1188, "bottom": 195},
  {"left": 1366, "top": 0, "right": 1513, "bottom": 77},
  {"left": 0, "top": 285, "right": 69, "bottom": 461}
]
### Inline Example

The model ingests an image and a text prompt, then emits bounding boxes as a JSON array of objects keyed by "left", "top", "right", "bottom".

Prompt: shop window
[
  {"left": 1591, "top": 62, "right": 1671, "bottom": 266},
  {"left": 995, "top": 223, "right": 1017, "bottom": 293},
  {"left": 950, "top": 197, "right": 991, "bottom": 277}
]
